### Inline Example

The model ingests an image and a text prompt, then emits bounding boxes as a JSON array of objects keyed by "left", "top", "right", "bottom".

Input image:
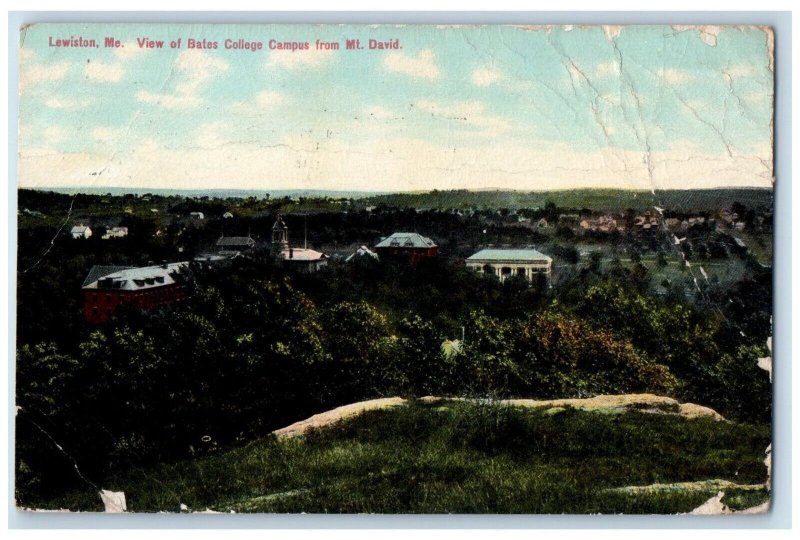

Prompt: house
[
  {"left": 633, "top": 212, "right": 659, "bottom": 231},
  {"left": 215, "top": 235, "right": 256, "bottom": 253},
  {"left": 189, "top": 211, "right": 205, "bottom": 220},
  {"left": 466, "top": 248, "right": 552, "bottom": 283},
  {"left": 222, "top": 212, "right": 234, "bottom": 219},
  {"left": 345, "top": 245, "right": 379, "bottom": 263},
  {"left": 81, "top": 262, "right": 188, "bottom": 323},
  {"left": 580, "top": 215, "right": 618, "bottom": 232},
  {"left": 102, "top": 226, "right": 128, "bottom": 239},
  {"left": 558, "top": 214, "right": 580, "bottom": 227},
  {"left": 374, "top": 232, "right": 438, "bottom": 262},
  {"left": 21, "top": 208, "right": 45, "bottom": 218},
  {"left": 70, "top": 225, "right": 92, "bottom": 239},
  {"left": 271, "top": 215, "right": 328, "bottom": 272}
]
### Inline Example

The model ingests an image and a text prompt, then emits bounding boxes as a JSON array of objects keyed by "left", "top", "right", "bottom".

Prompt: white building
[
  {"left": 102, "top": 226, "right": 128, "bottom": 239},
  {"left": 466, "top": 248, "right": 552, "bottom": 282},
  {"left": 271, "top": 216, "right": 328, "bottom": 272},
  {"left": 70, "top": 225, "right": 92, "bottom": 239}
]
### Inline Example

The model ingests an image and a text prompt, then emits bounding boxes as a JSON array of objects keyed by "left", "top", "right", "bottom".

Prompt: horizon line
[{"left": 19, "top": 185, "right": 775, "bottom": 196}]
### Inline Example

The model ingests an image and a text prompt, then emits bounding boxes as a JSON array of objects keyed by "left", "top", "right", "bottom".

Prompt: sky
[{"left": 18, "top": 23, "right": 774, "bottom": 192}]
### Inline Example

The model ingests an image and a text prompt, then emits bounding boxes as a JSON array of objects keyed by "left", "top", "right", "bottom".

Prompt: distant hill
[
  {"left": 358, "top": 188, "right": 774, "bottom": 212},
  {"left": 29, "top": 187, "right": 390, "bottom": 200},
  {"left": 23, "top": 186, "right": 773, "bottom": 212}
]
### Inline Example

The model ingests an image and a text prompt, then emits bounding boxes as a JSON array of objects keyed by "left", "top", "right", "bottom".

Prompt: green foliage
[
  {"left": 515, "top": 312, "right": 677, "bottom": 397},
  {"left": 25, "top": 402, "right": 770, "bottom": 513},
  {"left": 16, "top": 188, "right": 773, "bottom": 505}
]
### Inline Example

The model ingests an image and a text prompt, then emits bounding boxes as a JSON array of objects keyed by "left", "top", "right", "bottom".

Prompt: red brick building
[
  {"left": 374, "top": 232, "right": 438, "bottom": 263},
  {"left": 82, "top": 262, "right": 188, "bottom": 323}
]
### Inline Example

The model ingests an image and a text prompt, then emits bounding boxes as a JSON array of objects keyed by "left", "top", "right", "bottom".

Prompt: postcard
[{"left": 16, "top": 22, "right": 774, "bottom": 514}]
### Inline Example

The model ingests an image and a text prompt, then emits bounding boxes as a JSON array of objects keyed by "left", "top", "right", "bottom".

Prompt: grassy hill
[{"left": 27, "top": 399, "right": 770, "bottom": 514}]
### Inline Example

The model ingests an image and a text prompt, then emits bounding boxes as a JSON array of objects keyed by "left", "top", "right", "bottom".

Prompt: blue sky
[{"left": 18, "top": 23, "right": 773, "bottom": 192}]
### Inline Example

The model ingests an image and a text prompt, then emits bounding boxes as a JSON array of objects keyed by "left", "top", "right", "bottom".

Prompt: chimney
[{"left": 289, "top": 247, "right": 294, "bottom": 259}]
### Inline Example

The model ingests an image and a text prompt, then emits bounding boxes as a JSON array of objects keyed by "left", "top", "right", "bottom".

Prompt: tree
[
  {"left": 318, "top": 301, "right": 396, "bottom": 401},
  {"left": 514, "top": 311, "right": 676, "bottom": 398},
  {"left": 394, "top": 315, "right": 450, "bottom": 396}
]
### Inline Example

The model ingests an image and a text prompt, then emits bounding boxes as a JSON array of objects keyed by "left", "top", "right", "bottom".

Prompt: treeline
[
  {"left": 359, "top": 188, "right": 774, "bottom": 212},
  {"left": 16, "top": 255, "right": 771, "bottom": 505}
]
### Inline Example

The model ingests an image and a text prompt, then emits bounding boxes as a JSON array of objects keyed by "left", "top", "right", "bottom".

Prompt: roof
[
  {"left": 280, "top": 248, "right": 327, "bottom": 262},
  {"left": 466, "top": 248, "right": 552, "bottom": 263},
  {"left": 71, "top": 225, "right": 90, "bottom": 233},
  {"left": 81, "top": 265, "right": 136, "bottom": 287},
  {"left": 216, "top": 236, "right": 255, "bottom": 247},
  {"left": 345, "top": 245, "right": 379, "bottom": 262},
  {"left": 82, "top": 262, "right": 188, "bottom": 291},
  {"left": 375, "top": 232, "right": 437, "bottom": 249}
]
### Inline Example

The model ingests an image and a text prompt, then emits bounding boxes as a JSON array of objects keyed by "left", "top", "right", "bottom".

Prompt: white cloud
[
  {"left": 91, "top": 127, "right": 124, "bottom": 142},
  {"left": 136, "top": 50, "right": 229, "bottom": 110},
  {"left": 596, "top": 62, "right": 621, "bottom": 78},
  {"left": 660, "top": 68, "right": 692, "bottom": 85},
  {"left": 723, "top": 65, "right": 758, "bottom": 78},
  {"left": 19, "top": 47, "right": 35, "bottom": 63},
  {"left": 42, "top": 126, "right": 66, "bottom": 144},
  {"left": 415, "top": 99, "right": 485, "bottom": 117},
  {"left": 230, "top": 90, "right": 285, "bottom": 116},
  {"left": 195, "top": 122, "right": 229, "bottom": 149},
  {"left": 19, "top": 62, "right": 70, "bottom": 91},
  {"left": 136, "top": 90, "right": 203, "bottom": 110},
  {"left": 685, "top": 99, "right": 708, "bottom": 112},
  {"left": 114, "top": 44, "right": 144, "bottom": 61},
  {"left": 414, "top": 99, "right": 511, "bottom": 137},
  {"left": 18, "top": 134, "right": 773, "bottom": 193},
  {"left": 600, "top": 93, "right": 622, "bottom": 106},
  {"left": 471, "top": 67, "right": 503, "bottom": 87},
  {"left": 384, "top": 50, "right": 439, "bottom": 80},
  {"left": 255, "top": 90, "right": 284, "bottom": 108},
  {"left": 174, "top": 51, "right": 229, "bottom": 94},
  {"left": 671, "top": 25, "right": 723, "bottom": 47},
  {"left": 742, "top": 90, "right": 772, "bottom": 105},
  {"left": 268, "top": 49, "right": 333, "bottom": 69},
  {"left": 84, "top": 61, "right": 125, "bottom": 83},
  {"left": 45, "top": 97, "right": 92, "bottom": 110},
  {"left": 70, "top": 43, "right": 143, "bottom": 85},
  {"left": 366, "top": 106, "right": 396, "bottom": 119}
]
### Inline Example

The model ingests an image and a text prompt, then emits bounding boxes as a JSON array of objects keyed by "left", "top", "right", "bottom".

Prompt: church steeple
[{"left": 272, "top": 215, "right": 289, "bottom": 255}]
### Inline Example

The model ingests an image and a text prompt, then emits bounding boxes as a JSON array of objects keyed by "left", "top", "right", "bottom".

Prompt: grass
[{"left": 22, "top": 401, "right": 770, "bottom": 514}]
